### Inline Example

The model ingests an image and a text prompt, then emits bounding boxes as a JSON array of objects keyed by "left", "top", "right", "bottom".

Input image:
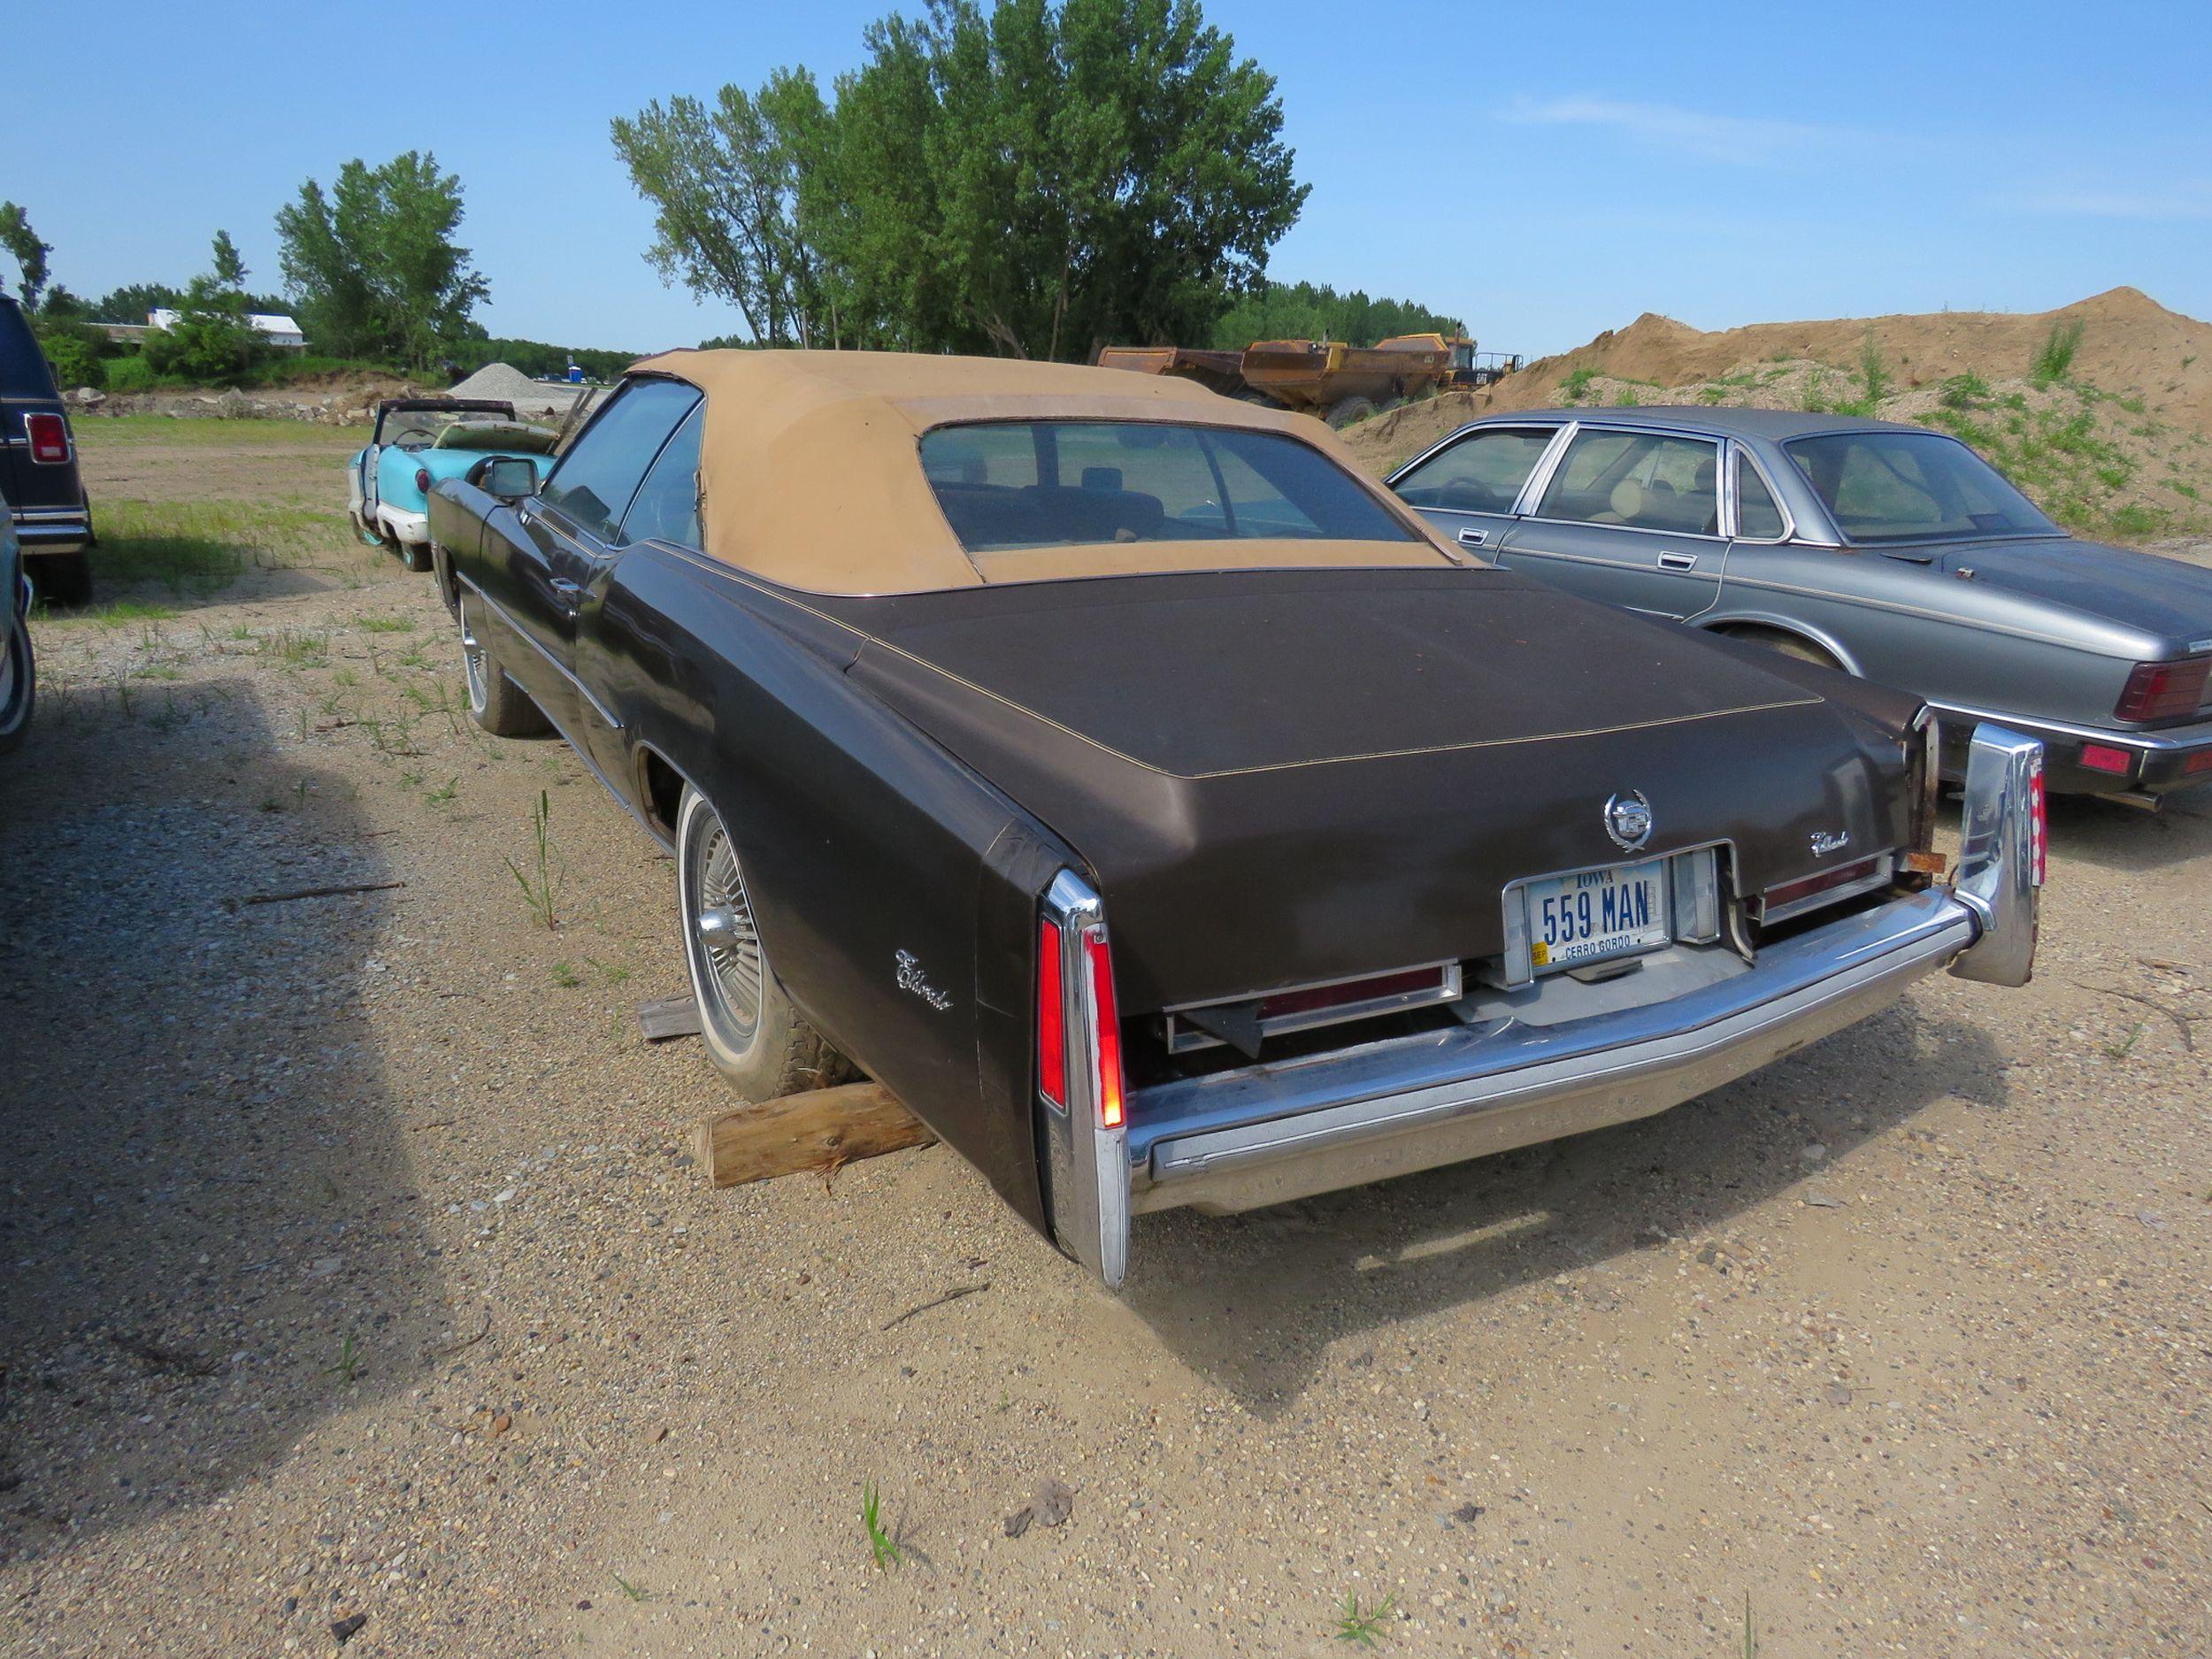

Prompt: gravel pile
[{"left": 448, "top": 362, "right": 592, "bottom": 419}]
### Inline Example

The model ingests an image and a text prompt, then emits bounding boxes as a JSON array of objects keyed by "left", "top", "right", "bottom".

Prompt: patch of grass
[
  {"left": 426, "top": 775, "right": 461, "bottom": 806},
  {"left": 73, "top": 414, "right": 362, "bottom": 448},
  {"left": 861, "top": 1480, "right": 902, "bottom": 1569},
  {"left": 1332, "top": 1591, "right": 1395, "bottom": 1647},
  {"left": 1611, "top": 388, "right": 1640, "bottom": 406},
  {"left": 357, "top": 614, "right": 415, "bottom": 634},
  {"left": 270, "top": 629, "right": 329, "bottom": 668},
  {"left": 611, "top": 1573, "right": 649, "bottom": 1604},
  {"left": 1939, "top": 371, "right": 1990, "bottom": 410},
  {"left": 586, "top": 956, "right": 633, "bottom": 986},
  {"left": 36, "top": 597, "right": 182, "bottom": 627},
  {"left": 2031, "top": 318, "right": 2085, "bottom": 388},
  {"left": 1560, "top": 366, "right": 1597, "bottom": 403},
  {"left": 506, "top": 790, "right": 561, "bottom": 929},
  {"left": 2103, "top": 1021, "right": 2145, "bottom": 1062},
  {"left": 550, "top": 961, "right": 582, "bottom": 988}
]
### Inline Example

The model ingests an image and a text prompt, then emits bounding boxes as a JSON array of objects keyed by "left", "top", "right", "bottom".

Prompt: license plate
[{"left": 1522, "top": 857, "right": 1671, "bottom": 972}]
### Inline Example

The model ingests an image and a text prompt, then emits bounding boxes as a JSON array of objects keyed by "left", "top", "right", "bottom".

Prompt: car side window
[
  {"left": 540, "top": 380, "right": 703, "bottom": 543},
  {"left": 616, "top": 403, "right": 704, "bottom": 548},
  {"left": 1392, "top": 427, "right": 1555, "bottom": 513},
  {"left": 1537, "top": 430, "right": 1719, "bottom": 535},
  {"left": 1733, "top": 451, "right": 1786, "bottom": 540}
]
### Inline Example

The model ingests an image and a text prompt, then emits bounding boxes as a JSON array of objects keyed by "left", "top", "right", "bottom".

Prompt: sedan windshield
[
  {"left": 1785, "top": 430, "right": 2057, "bottom": 543},
  {"left": 919, "top": 421, "right": 1417, "bottom": 553}
]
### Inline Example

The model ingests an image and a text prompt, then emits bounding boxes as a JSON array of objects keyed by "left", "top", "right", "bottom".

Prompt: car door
[
  {"left": 481, "top": 378, "right": 702, "bottom": 736},
  {"left": 1503, "top": 424, "right": 1726, "bottom": 619},
  {"left": 1387, "top": 423, "right": 1563, "bottom": 557}
]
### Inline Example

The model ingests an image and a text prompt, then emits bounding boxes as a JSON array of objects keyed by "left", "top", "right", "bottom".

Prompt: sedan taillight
[
  {"left": 2115, "top": 657, "right": 2212, "bottom": 722},
  {"left": 25, "top": 411, "right": 69, "bottom": 464},
  {"left": 415, "top": 467, "right": 434, "bottom": 495},
  {"left": 1038, "top": 910, "right": 1125, "bottom": 1131}
]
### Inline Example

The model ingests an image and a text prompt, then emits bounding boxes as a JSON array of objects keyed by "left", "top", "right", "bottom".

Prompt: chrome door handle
[
  {"left": 549, "top": 577, "right": 584, "bottom": 606},
  {"left": 1657, "top": 551, "right": 1699, "bottom": 571},
  {"left": 1456, "top": 527, "right": 1487, "bottom": 547}
]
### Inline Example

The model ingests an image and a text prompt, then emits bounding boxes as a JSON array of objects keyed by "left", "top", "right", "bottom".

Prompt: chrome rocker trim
[{"left": 1051, "top": 723, "right": 2041, "bottom": 1285}]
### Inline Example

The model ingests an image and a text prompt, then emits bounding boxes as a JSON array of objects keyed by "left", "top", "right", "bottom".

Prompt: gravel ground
[{"left": 2, "top": 433, "right": 2208, "bottom": 1657}]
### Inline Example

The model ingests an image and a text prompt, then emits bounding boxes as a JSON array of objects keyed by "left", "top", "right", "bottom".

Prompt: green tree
[
  {"left": 1210, "top": 280, "right": 1463, "bottom": 349},
  {"left": 612, "top": 0, "right": 1307, "bottom": 359},
  {"left": 0, "top": 201, "right": 51, "bottom": 308},
  {"left": 89, "top": 281, "right": 185, "bottom": 324},
  {"left": 274, "top": 152, "right": 490, "bottom": 367},
  {"left": 143, "top": 231, "right": 270, "bottom": 385}
]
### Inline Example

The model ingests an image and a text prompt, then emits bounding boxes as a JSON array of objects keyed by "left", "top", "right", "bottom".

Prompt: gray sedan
[{"left": 1387, "top": 406, "right": 2212, "bottom": 798}]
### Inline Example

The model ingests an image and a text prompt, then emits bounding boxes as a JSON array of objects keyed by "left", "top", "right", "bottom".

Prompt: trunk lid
[
  {"left": 838, "top": 568, "right": 1913, "bottom": 1010},
  {"left": 1927, "top": 534, "right": 2212, "bottom": 655}
]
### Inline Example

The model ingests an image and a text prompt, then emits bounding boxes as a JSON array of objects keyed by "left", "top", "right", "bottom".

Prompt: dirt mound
[{"left": 1488, "top": 287, "right": 2212, "bottom": 430}]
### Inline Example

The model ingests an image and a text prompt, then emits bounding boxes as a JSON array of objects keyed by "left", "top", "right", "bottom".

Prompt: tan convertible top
[{"left": 626, "top": 348, "right": 1455, "bottom": 594}]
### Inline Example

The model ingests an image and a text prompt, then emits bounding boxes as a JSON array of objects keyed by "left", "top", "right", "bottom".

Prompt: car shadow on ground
[
  {"left": 0, "top": 673, "right": 449, "bottom": 1553},
  {"left": 2043, "top": 782, "right": 2212, "bottom": 875},
  {"left": 1118, "top": 999, "right": 2004, "bottom": 1414}
]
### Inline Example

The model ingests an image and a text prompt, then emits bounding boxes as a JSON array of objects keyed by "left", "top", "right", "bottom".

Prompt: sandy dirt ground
[{"left": 2, "top": 425, "right": 2209, "bottom": 1657}]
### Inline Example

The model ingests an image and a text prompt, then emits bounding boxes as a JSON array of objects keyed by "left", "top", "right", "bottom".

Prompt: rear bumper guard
[{"left": 1048, "top": 722, "right": 2040, "bottom": 1286}]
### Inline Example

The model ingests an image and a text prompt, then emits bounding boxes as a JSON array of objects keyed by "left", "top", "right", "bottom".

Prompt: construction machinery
[{"left": 1097, "top": 332, "right": 1523, "bottom": 426}]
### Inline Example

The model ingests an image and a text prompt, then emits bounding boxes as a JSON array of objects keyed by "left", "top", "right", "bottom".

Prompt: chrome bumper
[{"left": 1049, "top": 722, "right": 2042, "bottom": 1286}]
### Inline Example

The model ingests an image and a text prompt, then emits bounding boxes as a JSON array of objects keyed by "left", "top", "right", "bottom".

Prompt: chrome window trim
[
  {"left": 1384, "top": 419, "right": 1568, "bottom": 495},
  {"left": 1522, "top": 421, "right": 1726, "bottom": 542},
  {"left": 1725, "top": 440, "right": 1796, "bottom": 544}
]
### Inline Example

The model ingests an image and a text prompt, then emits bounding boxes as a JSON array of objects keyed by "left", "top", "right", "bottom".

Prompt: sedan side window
[
  {"left": 1537, "top": 430, "right": 1719, "bottom": 535},
  {"left": 1733, "top": 451, "right": 1786, "bottom": 540},
  {"left": 1393, "top": 427, "right": 1555, "bottom": 513},
  {"left": 540, "top": 380, "right": 703, "bottom": 543},
  {"left": 617, "top": 404, "right": 704, "bottom": 548}
]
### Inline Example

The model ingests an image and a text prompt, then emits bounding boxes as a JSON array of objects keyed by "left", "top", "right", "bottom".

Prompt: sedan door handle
[
  {"left": 1456, "top": 527, "right": 1487, "bottom": 548},
  {"left": 1657, "top": 551, "right": 1699, "bottom": 571},
  {"left": 549, "top": 577, "right": 585, "bottom": 606}
]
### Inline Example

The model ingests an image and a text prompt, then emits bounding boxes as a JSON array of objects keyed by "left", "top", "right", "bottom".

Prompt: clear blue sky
[{"left": 13, "top": 0, "right": 2209, "bottom": 358}]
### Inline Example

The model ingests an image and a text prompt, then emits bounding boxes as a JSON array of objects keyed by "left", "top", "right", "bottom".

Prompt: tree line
[{"left": 2, "top": 0, "right": 1465, "bottom": 388}]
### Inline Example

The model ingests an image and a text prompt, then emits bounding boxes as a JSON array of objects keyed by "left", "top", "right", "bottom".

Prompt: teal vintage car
[{"left": 347, "top": 398, "right": 559, "bottom": 571}]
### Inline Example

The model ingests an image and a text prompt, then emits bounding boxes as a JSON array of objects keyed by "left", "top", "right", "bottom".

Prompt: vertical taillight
[
  {"left": 2029, "top": 751, "right": 2047, "bottom": 887},
  {"left": 1086, "top": 933, "right": 1125, "bottom": 1130},
  {"left": 1037, "top": 918, "right": 1066, "bottom": 1108},
  {"left": 1038, "top": 909, "right": 1125, "bottom": 1132},
  {"left": 25, "top": 411, "right": 69, "bottom": 465}
]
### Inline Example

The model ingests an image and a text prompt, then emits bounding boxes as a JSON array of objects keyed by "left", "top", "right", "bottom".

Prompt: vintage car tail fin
[{"left": 1037, "top": 872, "right": 1130, "bottom": 1286}]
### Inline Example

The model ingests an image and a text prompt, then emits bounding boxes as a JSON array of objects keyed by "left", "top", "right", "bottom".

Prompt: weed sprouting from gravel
[
  {"left": 2104, "top": 1021, "right": 2145, "bottom": 1061},
  {"left": 862, "top": 1480, "right": 902, "bottom": 1569},
  {"left": 1740, "top": 1591, "right": 1758, "bottom": 1657},
  {"left": 324, "top": 1334, "right": 362, "bottom": 1386},
  {"left": 612, "top": 1573, "right": 649, "bottom": 1603},
  {"left": 550, "top": 961, "right": 582, "bottom": 988},
  {"left": 1332, "top": 1591, "right": 1394, "bottom": 1647},
  {"left": 507, "top": 790, "right": 561, "bottom": 929}
]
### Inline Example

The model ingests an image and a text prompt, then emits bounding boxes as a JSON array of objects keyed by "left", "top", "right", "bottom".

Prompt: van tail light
[
  {"left": 25, "top": 411, "right": 70, "bottom": 465},
  {"left": 2115, "top": 657, "right": 2212, "bottom": 722},
  {"left": 1036, "top": 918, "right": 1067, "bottom": 1109}
]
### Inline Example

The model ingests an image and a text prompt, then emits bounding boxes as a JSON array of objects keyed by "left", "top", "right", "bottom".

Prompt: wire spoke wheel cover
[
  {"left": 681, "top": 795, "right": 765, "bottom": 1051},
  {"left": 457, "top": 593, "right": 490, "bottom": 716}
]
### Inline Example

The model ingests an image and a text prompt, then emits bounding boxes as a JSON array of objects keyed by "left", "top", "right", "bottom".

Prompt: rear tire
[
  {"left": 31, "top": 551, "right": 91, "bottom": 609},
  {"left": 1325, "top": 395, "right": 1378, "bottom": 428},
  {"left": 457, "top": 588, "right": 550, "bottom": 737},
  {"left": 398, "top": 538, "right": 433, "bottom": 573},
  {"left": 676, "top": 785, "right": 855, "bottom": 1101},
  {"left": 0, "top": 612, "right": 34, "bottom": 755}
]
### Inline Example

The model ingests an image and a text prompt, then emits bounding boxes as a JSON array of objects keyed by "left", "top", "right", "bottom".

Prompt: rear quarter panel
[{"left": 591, "top": 548, "right": 1067, "bottom": 1233}]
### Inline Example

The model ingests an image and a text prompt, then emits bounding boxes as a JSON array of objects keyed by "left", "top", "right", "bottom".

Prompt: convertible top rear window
[
  {"left": 1786, "top": 430, "right": 2056, "bottom": 543},
  {"left": 920, "top": 421, "right": 1416, "bottom": 554}
]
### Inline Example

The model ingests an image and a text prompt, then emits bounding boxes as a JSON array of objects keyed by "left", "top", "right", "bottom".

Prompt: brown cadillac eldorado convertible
[{"left": 426, "top": 351, "right": 2044, "bottom": 1287}]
